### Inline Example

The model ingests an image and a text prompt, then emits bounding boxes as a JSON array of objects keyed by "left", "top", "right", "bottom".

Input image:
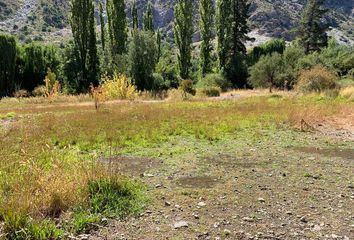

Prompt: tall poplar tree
[
  {"left": 199, "top": 0, "right": 215, "bottom": 76},
  {"left": 131, "top": 0, "right": 138, "bottom": 29},
  {"left": 156, "top": 28, "right": 162, "bottom": 61},
  {"left": 106, "top": 0, "right": 128, "bottom": 54},
  {"left": 298, "top": 0, "right": 328, "bottom": 54},
  {"left": 144, "top": 2, "right": 154, "bottom": 32},
  {"left": 174, "top": 0, "right": 194, "bottom": 79},
  {"left": 99, "top": 2, "right": 106, "bottom": 50},
  {"left": 217, "top": 0, "right": 250, "bottom": 87},
  {"left": 70, "top": 0, "right": 99, "bottom": 90},
  {"left": 0, "top": 34, "right": 17, "bottom": 96}
]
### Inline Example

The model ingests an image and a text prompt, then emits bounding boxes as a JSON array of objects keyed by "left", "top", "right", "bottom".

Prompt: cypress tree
[
  {"left": 87, "top": 2, "right": 100, "bottom": 87},
  {"left": 156, "top": 28, "right": 162, "bottom": 61},
  {"left": 144, "top": 2, "right": 154, "bottom": 32},
  {"left": 0, "top": 34, "right": 17, "bottom": 96},
  {"left": 106, "top": 0, "right": 128, "bottom": 54},
  {"left": 99, "top": 2, "right": 106, "bottom": 50},
  {"left": 173, "top": 0, "right": 194, "bottom": 79},
  {"left": 298, "top": 0, "right": 328, "bottom": 54},
  {"left": 217, "top": 0, "right": 250, "bottom": 87},
  {"left": 199, "top": 0, "right": 215, "bottom": 77},
  {"left": 131, "top": 0, "right": 138, "bottom": 29},
  {"left": 70, "top": 0, "right": 99, "bottom": 90}
]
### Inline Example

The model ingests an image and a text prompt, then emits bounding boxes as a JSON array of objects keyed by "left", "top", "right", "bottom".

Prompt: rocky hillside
[{"left": 0, "top": 0, "right": 353, "bottom": 44}]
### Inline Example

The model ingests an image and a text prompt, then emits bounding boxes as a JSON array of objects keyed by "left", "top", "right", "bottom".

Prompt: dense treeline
[{"left": 0, "top": 0, "right": 353, "bottom": 97}]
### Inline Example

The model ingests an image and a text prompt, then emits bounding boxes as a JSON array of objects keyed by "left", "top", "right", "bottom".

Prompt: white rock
[
  {"left": 198, "top": 201, "right": 206, "bottom": 207},
  {"left": 174, "top": 221, "right": 188, "bottom": 229}
]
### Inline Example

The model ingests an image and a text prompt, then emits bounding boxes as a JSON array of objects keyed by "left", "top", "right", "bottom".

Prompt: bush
[
  {"left": 87, "top": 177, "right": 148, "bottom": 218},
  {"left": 152, "top": 73, "right": 169, "bottom": 91},
  {"left": 32, "top": 85, "right": 47, "bottom": 97},
  {"left": 13, "top": 89, "right": 29, "bottom": 98},
  {"left": 248, "top": 53, "right": 283, "bottom": 92},
  {"left": 198, "top": 87, "right": 221, "bottom": 97},
  {"left": 197, "top": 73, "right": 230, "bottom": 92},
  {"left": 296, "top": 66, "right": 338, "bottom": 93},
  {"left": 179, "top": 80, "right": 196, "bottom": 97},
  {"left": 101, "top": 74, "right": 138, "bottom": 100}
]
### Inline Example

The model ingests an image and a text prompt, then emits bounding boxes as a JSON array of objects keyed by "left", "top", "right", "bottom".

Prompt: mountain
[{"left": 0, "top": 0, "right": 353, "bottom": 45}]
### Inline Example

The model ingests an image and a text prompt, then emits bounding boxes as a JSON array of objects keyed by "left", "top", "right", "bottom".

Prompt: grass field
[{"left": 0, "top": 92, "right": 353, "bottom": 239}]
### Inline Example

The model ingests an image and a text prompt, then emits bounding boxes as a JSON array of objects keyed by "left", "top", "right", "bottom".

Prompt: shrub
[
  {"left": 32, "top": 85, "right": 47, "bottom": 97},
  {"left": 90, "top": 85, "right": 106, "bottom": 111},
  {"left": 87, "top": 177, "right": 148, "bottom": 218},
  {"left": 248, "top": 53, "right": 283, "bottom": 92},
  {"left": 197, "top": 73, "right": 230, "bottom": 92},
  {"left": 152, "top": 73, "right": 169, "bottom": 91},
  {"left": 198, "top": 87, "right": 221, "bottom": 97},
  {"left": 179, "top": 80, "right": 196, "bottom": 98},
  {"left": 44, "top": 69, "right": 61, "bottom": 97},
  {"left": 296, "top": 66, "right": 338, "bottom": 93},
  {"left": 101, "top": 74, "right": 138, "bottom": 100},
  {"left": 13, "top": 89, "right": 29, "bottom": 98}
]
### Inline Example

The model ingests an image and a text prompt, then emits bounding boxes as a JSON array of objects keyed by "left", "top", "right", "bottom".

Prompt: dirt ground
[{"left": 90, "top": 129, "right": 354, "bottom": 239}]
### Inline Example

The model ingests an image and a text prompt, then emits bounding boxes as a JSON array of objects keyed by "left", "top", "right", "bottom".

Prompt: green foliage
[
  {"left": 144, "top": 2, "right": 154, "bottom": 32},
  {"left": 217, "top": 0, "right": 251, "bottom": 87},
  {"left": 0, "top": 34, "right": 17, "bottom": 97},
  {"left": 99, "top": 2, "right": 106, "bottom": 51},
  {"left": 128, "top": 30, "right": 158, "bottom": 90},
  {"left": 197, "top": 73, "right": 230, "bottom": 92},
  {"left": 199, "top": 0, "right": 215, "bottom": 76},
  {"left": 106, "top": 0, "right": 128, "bottom": 55},
  {"left": 70, "top": 211, "right": 100, "bottom": 234},
  {"left": 70, "top": 0, "right": 99, "bottom": 90},
  {"left": 131, "top": 0, "right": 138, "bottom": 30},
  {"left": 298, "top": 0, "right": 328, "bottom": 54},
  {"left": 248, "top": 38, "right": 286, "bottom": 65},
  {"left": 179, "top": 79, "right": 196, "bottom": 96},
  {"left": 1, "top": 211, "right": 63, "bottom": 240},
  {"left": 87, "top": 178, "right": 148, "bottom": 218},
  {"left": 198, "top": 86, "right": 221, "bottom": 97},
  {"left": 248, "top": 53, "right": 283, "bottom": 92},
  {"left": 155, "top": 47, "right": 180, "bottom": 89},
  {"left": 21, "top": 42, "right": 60, "bottom": 91},
  {"left": 62, "top": 41, "right": 81, "bottom": 94},
  {"left": 174, "top": 0, "right": 194, "bottom": 79}
]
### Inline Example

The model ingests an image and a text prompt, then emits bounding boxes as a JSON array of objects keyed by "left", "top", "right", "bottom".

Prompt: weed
[{"left": 69, "top": 211, "right": 101, "bottom": 234}]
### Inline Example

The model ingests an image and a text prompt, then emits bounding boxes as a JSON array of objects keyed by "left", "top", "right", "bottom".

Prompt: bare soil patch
[
  {"left": 99, "top": 155, "right": 163, "bottom": 176},
  {"left": 176, "top": 176, "right": 220, "bottom": 188},
  {"left": 204, "top": 153, "right": 271, "bottom": 168},
  {"left": 294, "top": 146, "right": 354, "bottom": 161}
]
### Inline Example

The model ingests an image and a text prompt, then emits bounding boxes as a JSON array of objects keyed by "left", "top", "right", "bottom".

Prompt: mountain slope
[{"left": 0, "top": 0, "right": 352, "bottom": 44}]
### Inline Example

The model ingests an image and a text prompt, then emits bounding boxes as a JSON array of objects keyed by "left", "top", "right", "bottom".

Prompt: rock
[
  {"left": 258, "top": 197, "right": 265, "bottom": 203},
  {"left": 101, "top": 217, "right": 108, "bottom": 225},
  {"left": 242, "top": 217, "right": 255, "bottom": 222},
  {"left": 286, "top": 211, "right": 292, "bottom": 215},
  {"left": 174, "top": 221, "right": 188, "bottom": 229},
  {"left": 164, "top": 201, "right": 171, "bottom": 206},
  {"left": 144, "top": 173, "right": 154, "bottom": 177},
  {"left": 300, "top": 216, "right": 308, "bottom": 223},
  {"left": 331, "top": 234, "right": 340, "bottom": 239},
  {"left": 192, "top": 213, "right": 199, "bottom": 219},
  {"left": 224, "top": 229, "right": 231, "bottom": 235},
  {"left": 214, "top": 222, "right": 220, "bottom": 228},
  {"left": 175, "top": 204, "right": 182, "bottom": 209},
  {"left": 313, "top": 225, "right": 322, "bottom": 231},
  {"left": 197, "top": 201, "right": 206, "bottom": 207}
]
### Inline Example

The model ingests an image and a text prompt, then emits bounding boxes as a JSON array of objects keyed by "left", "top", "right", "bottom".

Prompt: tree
[
  {"left": 131, "top": 0, "right": 138, "bottom": 29},
  {"left": 217, "top": 0, "right": 251, "bottom": 87},
  {"left": 62, "top": 41, "right": 81, "bottom": 93},
  {"left": 199, "top": 0, "right": 215, "bottom": 76},
  {"left": 87, "top": 2, "right": 100, "bottom": 87},
  {"left": 248, "top": 53, "right": 283, "bottom": 93},
  {"left": 144, "top": 1, "right": 154, "bottom": 32},
  {"left": 128, "top": 30, "right": 158, "bottom": 91},
  {"left": 70, "top": 0, "right": 100, "bottom": 90},
  {"left": 248, "top": 38, "right": 286, "bottom": 65},
  {"left": 106, "top": 0, "right": 128, "bottom": 55},
  {"left": 174, "top": 0, "right": 194, "bottom": 79},
  {"left": 99, "top": 2, "right": 106, "bottom": 50},
  {"left": 0, "top": 34, "right": 17, "bottom": 96},
  {"left": 156, "top": 28, "right": 162, "bottom": 61},
  {"left": 298, "top": 0, "right": 328, "bottom": 54}
]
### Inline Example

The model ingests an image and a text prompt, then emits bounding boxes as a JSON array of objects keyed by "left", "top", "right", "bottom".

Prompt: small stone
[
  {"left": 313, "top": 225, "right": 322, "bottom": 231},
  {"left": 144, "top": 173, "right": 154, "bottom": 177},
  {"left": 155, "top": 184, "right": 162, "bottom": 188},
  {"left": 224, "top": 229, "right": 231, "bottom": 235},
  {"left": 174, "top": 221, "right": 188, "bottom": 229},
  {"left": 258, "top": 198, "right": 265, "bottom": 203},
  {"left": 175, "top": 204, "right": 182, "bottom": 209},
  {"left": 300, "top": 216, "right": 308, "bottom": 223},
  {"left": 331, "top": 234, "right": 339, "bottom": 239},
  {"left": 242, "top": 217, "right": 255, "bottom": 222},
  {"left": 198, "top": 201, "right": 206, "bottom": 207},
  {"left": 214, "top": 222, "right": 220, "bottom": 228},
  {"left": 308, "top": 157, "right": 316, "bottom": 160},
  {"left": 101, "top": 217, "right": 108, "bottom": 225},
  {"left": 192, "top": 213, "right": 199, "bottom": 219},
  {"left": 286, "top": 211, "right": 292, "bottom": 215},
  {"left": 165, "top": 201, "right": 171, "bottom": 206}
]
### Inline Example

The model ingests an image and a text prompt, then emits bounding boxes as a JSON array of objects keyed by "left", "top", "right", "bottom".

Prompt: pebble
[
  {"left": 174, "top": 221, "right": 188, "bottom": 229},
  {"left": 224, "top": 229, "right": 231, "bottom": 235},
  {"left": 164, "top": 201, "right": 171, "bottom": 206},
  {"left": 198, "top": 201, "right": 206, "bottom": 207},
  {"left": 242, "top": 217, "right": 255, "bottom": 222},
  {"left": 258, "top": 197, "right": 265, "bottom": 203}
]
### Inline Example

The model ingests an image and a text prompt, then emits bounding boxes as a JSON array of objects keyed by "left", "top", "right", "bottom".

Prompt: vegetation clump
[{"left": 296, "top": 66, "right": 338, "bottom": 93}]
